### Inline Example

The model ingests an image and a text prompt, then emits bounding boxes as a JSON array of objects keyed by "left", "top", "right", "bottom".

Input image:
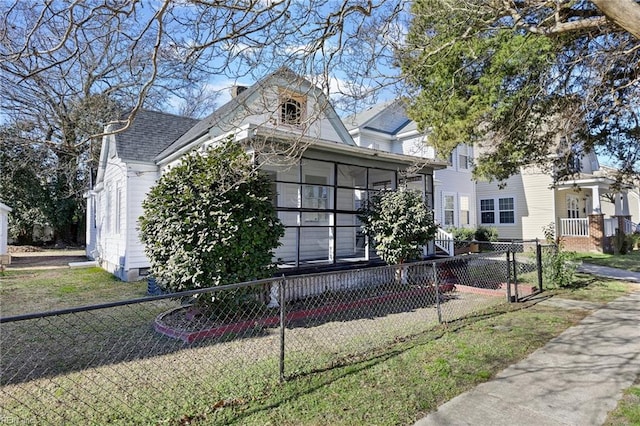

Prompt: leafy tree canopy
[
  {"left": 138, "top": 140, "right": 285, "bottom": 311},
  {"left": 401, "top": 0, "right": 640, "bottom": 184},
  {"left": 359, "top": 188, "right": 437, "bottom": 265}
]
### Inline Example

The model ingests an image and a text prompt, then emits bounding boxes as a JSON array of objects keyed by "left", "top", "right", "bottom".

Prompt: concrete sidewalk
[
  {"left": 577, "top": 262, "right": 640, "bottom": 283},
  {"left": 415, "top": 290, "right": 640, "bottom": 426}
]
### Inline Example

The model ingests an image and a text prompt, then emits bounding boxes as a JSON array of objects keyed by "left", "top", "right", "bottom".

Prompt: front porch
[
  {"left": 559, "top": 215, "right": 637, "bottom": 253},
  {"left": 557, "top": 178, "right": 638, "bottom": 253}
]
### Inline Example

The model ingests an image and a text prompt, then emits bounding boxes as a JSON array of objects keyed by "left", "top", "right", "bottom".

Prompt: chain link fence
[{"left": 1, "top": 242, "right": 550, "bottom": 425}]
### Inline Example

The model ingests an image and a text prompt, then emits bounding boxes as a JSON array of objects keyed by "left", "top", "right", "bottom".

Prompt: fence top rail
[
  {"left": 0, "top": 276, "right": 282, "bottom": 324},
  {"left": 1, "top": 241, "right": 545, "bottom": 324}
]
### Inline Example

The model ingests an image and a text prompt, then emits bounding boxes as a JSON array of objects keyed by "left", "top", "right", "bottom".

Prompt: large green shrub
[
  {"left": 139, "top": 140, "right": 285, "bottom": 311},
  {"left": 359, "top": 187, "right": 437, "bottom": 265}
]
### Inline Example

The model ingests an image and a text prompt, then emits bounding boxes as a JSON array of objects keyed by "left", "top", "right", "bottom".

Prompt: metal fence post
[
  {"left": 512, "top": 250, "right": 519, "bottom": 302},
  {"left": 506, "top": 251, "right": 512, "bottom": 303},
  {"left": 432, "top": 262, "right": 442, "bottom": 323},
  {"left": 536, "top": 239, "right": 543, "bottom": 292},
  {"left": 279, "top": 275, "right": 286, "bottom": 383}
]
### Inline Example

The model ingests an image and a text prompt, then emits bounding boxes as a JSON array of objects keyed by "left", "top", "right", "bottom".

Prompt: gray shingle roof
[
  {"left": 114, "top": 110, "right": 199, "bottom": 162},
  {"left": 343, "top": 99, "right": 412, "bottom": 135}
]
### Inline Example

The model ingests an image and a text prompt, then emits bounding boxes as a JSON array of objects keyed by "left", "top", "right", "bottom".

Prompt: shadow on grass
[
  {"left": 216, "top": 303, "right": 537, "bottom": 425},
  {"left": 0, "top": 283, "right": 454, "bottom": 386}
]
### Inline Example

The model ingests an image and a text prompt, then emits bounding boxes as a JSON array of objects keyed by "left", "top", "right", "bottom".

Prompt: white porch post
[
  {"left": 590, "top": 186, "right": 601, "bottom": 213},
  {"left": 620, "top": 190, "right": 630, "bottom": 216},
  {"left": 614, "top": 191, "right": 623, "bottom": 215}
]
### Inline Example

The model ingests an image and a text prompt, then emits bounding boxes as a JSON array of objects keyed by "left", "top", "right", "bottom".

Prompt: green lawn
[
  {"left": 604, "top": 379, "right": 640, "bottom": 426},
  {"left": 0, "top": 267, "right": 147, "bottom": 317},
  {"left": 1, "top": 266, "right": 637, "bottom": 424},
  {"left": 548, "top": 273, "right": 636, "bottom": 303},
  {"left": 573, "top": 250, "right": 640, "bottom": 272}
]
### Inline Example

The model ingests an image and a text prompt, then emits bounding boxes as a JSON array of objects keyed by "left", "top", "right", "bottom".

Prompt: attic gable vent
[
  {"left": 281, "top": 98, "right": 302, "bottom": 125},
  {"left": 279, "top": 90, "right": 306, "bottom": 127}
]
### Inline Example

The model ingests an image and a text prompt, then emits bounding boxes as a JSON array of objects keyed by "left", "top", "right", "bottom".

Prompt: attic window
[{"left": 280, "top": 91, "right": 305, "bottom": 126}]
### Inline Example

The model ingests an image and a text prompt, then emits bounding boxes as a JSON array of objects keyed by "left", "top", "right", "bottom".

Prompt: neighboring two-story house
[
  {"left": 344, "top": 99, "right": 477, "bottom": 231},
  {"left": 475, "top": 147, "right": 639, "bottom": 252}
]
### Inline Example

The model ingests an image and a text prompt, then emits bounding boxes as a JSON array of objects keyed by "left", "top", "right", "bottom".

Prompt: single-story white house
[
  {"left": 0, "top": 202, "right": 12, "bottom": 255},
  {"left": 87, "top": 68, "right": 447, "bottom": 281}
]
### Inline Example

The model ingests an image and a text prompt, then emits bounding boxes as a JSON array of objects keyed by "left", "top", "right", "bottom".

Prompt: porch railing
[
  {"left": 434, "top": 227, "right": 455, "bottom": 256},
  {"left": 560, "top": 218, "right": 589, "bottom": 237},
  {"left": 624, "top": 218, "right": 638, "bottom": 235}
]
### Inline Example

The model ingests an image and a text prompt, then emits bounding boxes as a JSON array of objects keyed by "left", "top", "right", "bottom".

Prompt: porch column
[
  {"left": 614, "top": 191, "right": 623, "bottom": 215},
  {"left": 589, "top": 186, "right": 601, "bottom": 213},
  {"left": 588, "top": 213, "right": 606, "bottom": 253},
  {"left": 621, "top": 190, "right": 630, "bottom": 216}
]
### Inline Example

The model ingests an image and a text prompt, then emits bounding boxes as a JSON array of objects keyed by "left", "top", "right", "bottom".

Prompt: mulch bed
[{"left": 155, "top": 284, "right": 451, "bottom": 343}]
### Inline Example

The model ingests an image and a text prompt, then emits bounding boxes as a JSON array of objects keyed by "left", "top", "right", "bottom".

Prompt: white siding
[
  {"left": 125, "top": 164, "right": 160, "bottom": 271},
  {"left": 433, "top": 146, "right": 476, "bottom": 229},
  {"left": 0, "top": 204, "right": 10, "bottom": 255},
  {"left": 95, "top": 156, "right": 129, "bottom": 278},
  {"left": 476, "top": 169, "right": 555, "bottom": 240},
  {"left": 398, "top": 136, "right": 435, "bottom": 158}
]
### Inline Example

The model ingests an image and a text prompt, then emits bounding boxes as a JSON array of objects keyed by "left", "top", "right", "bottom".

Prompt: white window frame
[
  {"left": 459, "top": 194, "right": 470, "bottom": 226},
  {"left": 279, "top": 90, "right": 306, "bottom": 127},
  {"left": 458, "top": 144, "right": 471, "bottom": 171},
  {"left": 443, "top": 193, "right": 456, "bottom": 227},
  {"left": 480, "top": 198, "right": 495, "bottom": 225},
  {"left": 498, "top": 197, "right": 515, "bottom": 224},
  {"left": 480, "top": 196, "right": 516, "bottom": 225},
  {"left": 105, "top": 184, "right": 112, "bottom": 233}
]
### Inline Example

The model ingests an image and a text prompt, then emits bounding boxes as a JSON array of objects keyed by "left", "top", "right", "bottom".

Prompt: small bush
[
  {"left": 447, "top": 227, "right": 476, "bottom": 242},
  {"left": 359, "top": 187, "right": 437, "bottom": 265},
  {"left": 542, "top": 222, "right": 555, "bottom": 243},
  {"left": 613, "top": 229, "right": 630, "bottom": 255},
  {"left": 542, "top": 244, "right": 577, "bottom": 289},
  {"left": 474, "top": 226, "right": 498, "bottom": 242}
]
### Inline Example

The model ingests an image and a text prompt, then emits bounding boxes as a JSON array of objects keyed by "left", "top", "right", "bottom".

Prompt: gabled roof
[
  {"left": 0, "top": 202, "right": 12, "bottom": 212},
  {"left": 155, "top": 67, "right": 354, "bottom": 163},
  {"left": 113, "top": 110, "right": 199, "bottom": 162},
  {"left": 344, "top": 99, "right": 412, "bottom": 135}
]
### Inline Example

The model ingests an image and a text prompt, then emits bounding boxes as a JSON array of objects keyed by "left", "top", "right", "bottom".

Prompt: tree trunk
[{"left": 592, "top": 0, "right": 640, "bottom": 39}]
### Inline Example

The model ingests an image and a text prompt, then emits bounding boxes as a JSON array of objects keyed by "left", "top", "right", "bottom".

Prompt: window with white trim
[
  {"left": 459, "top": 195, "right": 470, "bottom": 225},
  {"left": 458, "top": 144, "right": 471, "bottom": 170},
  {"left": 443, "top": 194, "right": 455, "bottom": 226},
  {"left": 480, "top": 197, "right": 515, "bottom": 224},
  {"left": 105, "top": 185, "right": 112, "bottom": 232},
  {"left": 567, "top": 195, "right": 579, "bottom": 218},
  {"left": 498, "top": 197, "right": 514, "bottom": 224},
  {"left": 480, "top": 199, "right": 494, "bottom": 224}
]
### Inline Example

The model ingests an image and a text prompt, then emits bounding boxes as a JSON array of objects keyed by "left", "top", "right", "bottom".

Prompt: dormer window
[{"left": 279, "top": 90, "right": 305, "bottom": 126}]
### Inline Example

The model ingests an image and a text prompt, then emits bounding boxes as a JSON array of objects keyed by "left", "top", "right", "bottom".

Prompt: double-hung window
[
  {"left": 498, "top": 197, "right": 514, "bottom": 224},
  {"left": 443, "top": 194, "right": 455, "bottom": 226},
  {"left": 480, "top": 199, "right": 495, "bottom": 224},
  {"left": 480, "top": 197, "right": 515, "bottom": 224}
]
